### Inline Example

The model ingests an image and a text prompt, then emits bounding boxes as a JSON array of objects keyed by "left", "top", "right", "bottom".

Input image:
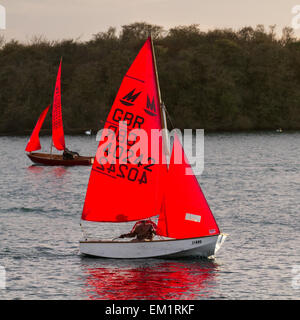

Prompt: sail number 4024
[{"left": 95, "top": 160, "right": 154, "bottom": 184}]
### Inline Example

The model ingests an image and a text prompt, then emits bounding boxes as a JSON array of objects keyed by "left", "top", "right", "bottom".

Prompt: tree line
[{"left": 0, "top": 22, "right": 300, "bottom": 134}]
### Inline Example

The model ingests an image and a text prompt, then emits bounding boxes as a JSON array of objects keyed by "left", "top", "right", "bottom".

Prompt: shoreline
[{"left": 1, "top": 128, "right": 299, "bottom": 137}]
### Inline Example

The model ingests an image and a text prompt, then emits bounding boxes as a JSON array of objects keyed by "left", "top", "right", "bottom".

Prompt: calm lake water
[{"left": 0, "top": 132, "right": 299, "bottom": 300}]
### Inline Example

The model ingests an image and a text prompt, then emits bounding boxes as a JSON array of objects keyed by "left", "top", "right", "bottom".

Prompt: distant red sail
[
  {"left": 82, "top": 38, "right": 167, "bottom": 222},
  {"left": 52, "top": 60, "right": 65, "bottom": 151},
  {"left": 25, "top": 105, "right": 50, "bottom": 152},
  {"left": 157, "top": 134, "right": 220, "bottom": 239}
]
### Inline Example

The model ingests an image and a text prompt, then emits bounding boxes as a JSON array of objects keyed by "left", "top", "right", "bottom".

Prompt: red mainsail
[
  {"left": 82, "top": 38, "right": 167, "bottom": 222},
  {"left": 157, "top": 134, "right": 220, "bottom": 239},
  {"left": 25, "top": 105, "right": 50, "bottom": 152},
  {"left": 52, "top": 60, "right": 65, "bottom": 151}
]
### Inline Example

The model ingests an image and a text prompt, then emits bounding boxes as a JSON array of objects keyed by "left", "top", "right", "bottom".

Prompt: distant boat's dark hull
[{"left": 27, "top": 152, "right": 94, "bottom": 166}]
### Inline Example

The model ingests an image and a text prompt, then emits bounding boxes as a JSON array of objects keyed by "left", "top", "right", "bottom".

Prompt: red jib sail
[
  {"left": 82, "top": 37, "right": 166, "bottom": 222},
  {"left": 25, "top": 105, "right": 50, "bottom": 152},
  {"left": 157, "top": 134, "right": 220, "bottom": 239},
  {"left": 52, "top": 60, "right": 65, "bottom": 151}
]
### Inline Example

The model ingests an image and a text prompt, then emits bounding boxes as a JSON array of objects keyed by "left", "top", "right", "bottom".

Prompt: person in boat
[
  {"left": 119, "top": 219, "right": 157, "bottom": 242},
  {"left": 63, "top": 148, "right": 80, "bottom": 160}
]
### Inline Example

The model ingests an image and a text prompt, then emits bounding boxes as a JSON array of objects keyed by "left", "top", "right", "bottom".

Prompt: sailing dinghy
[
  {"left": 79, "top": 37, "right": 227, "bottom": 259},
  {"left": 25, "top": 61, "right": 94, "bottom": 166}
]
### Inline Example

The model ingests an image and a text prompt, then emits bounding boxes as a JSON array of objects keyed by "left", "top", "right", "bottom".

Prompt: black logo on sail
[
  {"left": 120, "top": 89, "right": 141, "bottom": 106},
  {"left": 144, "top": 96, "right": 157, "bottom": 116}
]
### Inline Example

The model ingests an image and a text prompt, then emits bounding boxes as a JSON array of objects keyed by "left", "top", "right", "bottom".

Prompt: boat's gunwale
[
  {"left": 79, "top": 233, "right": 222, "bottom": 244},
  {"left": 27, "top": 152, "right": 93, "bottom": 161}
]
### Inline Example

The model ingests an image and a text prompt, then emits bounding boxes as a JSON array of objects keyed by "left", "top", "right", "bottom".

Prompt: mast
[
  {"left": 149, "top": 36, "right": 170, "bottom": 161},
  {"left": 150, "top": 36, "right": 170, "bottom": 236},
  {"left": 49, "top": 100, "right": 53, "bottom": 156}
]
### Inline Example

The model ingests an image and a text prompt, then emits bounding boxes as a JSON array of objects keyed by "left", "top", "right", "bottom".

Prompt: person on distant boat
[
  {"left": 119, "top": 219, "right": 157, "bottom": 242},
  {"left": 63, "top": 148, "right": 80, "bottom": 160}
]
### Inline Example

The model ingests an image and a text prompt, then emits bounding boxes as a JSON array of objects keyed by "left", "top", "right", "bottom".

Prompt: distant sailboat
[
  {"left": 79, "top": 37, "right": 227, "bottom": 259},
  {"left": 25, "top": 60, "right": 94, "bottom": 166}
]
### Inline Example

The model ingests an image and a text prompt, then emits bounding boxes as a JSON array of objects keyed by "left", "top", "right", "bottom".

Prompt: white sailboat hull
[{"left": 79, "top": 233, "right": 227, "bottom": 259}]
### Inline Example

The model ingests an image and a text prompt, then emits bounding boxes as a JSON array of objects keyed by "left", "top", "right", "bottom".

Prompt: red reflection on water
[
  {"left": 82, "top": 260, "right": 219, "bottom": 300},
  {"left": 27, "top": 165, "right": 44, "bottom": 174},
  {"left": 51, "top": 167, "right": 68, "bottom": 178},
  {"left": 27, "top": 165, "right": 68, "bottom": 178}
]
